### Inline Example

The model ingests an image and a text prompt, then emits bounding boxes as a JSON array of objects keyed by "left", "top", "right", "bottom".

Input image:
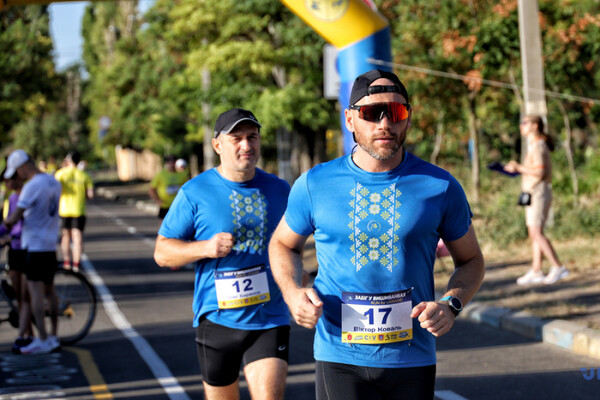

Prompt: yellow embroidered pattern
[
  {"left": 230, "top": 190, "right": 267, "bottom": 254},
  {"left": 349, "top": 183, "right": 401, "bottom": 272}
]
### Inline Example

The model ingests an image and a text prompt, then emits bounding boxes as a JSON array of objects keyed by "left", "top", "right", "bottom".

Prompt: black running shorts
[
  {"left": 195, "top": 317, "right": 290, "bottom": 386},
  {"left": 61, "top": 216, "right": 87, "bottom": 231},
  {"left": 24, "top": 251, "right": 57, "bottom": 285},
  {"left": 315, "top": 361, "right": 436, "bottom": 400},
  {"left": 7, "top": 248, "right": 27, "bottom": 273}
]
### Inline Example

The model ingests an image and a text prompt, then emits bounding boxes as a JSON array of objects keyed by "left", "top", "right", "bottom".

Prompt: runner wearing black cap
[
  {"left": 154, "top": 108, "right": 291, "bottom": 400},
  {"left": 269, "top": 70, "right": 485, "bottom": 400}
]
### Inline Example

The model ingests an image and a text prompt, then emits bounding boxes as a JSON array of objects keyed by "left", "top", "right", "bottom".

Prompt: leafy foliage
[
  {"left": 1, "top": 6, "right": 92, "bottom": 161},
  {"left": 80, "top": 0, "right": 336, "bottom": 166},
  {"left": 2, "top": 1, "right": 599, "bottom": 247}
]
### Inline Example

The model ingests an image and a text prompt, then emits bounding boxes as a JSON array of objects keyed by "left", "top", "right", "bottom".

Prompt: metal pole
[{"left": 518, "top": 0, "right": 547, "bottom": 117}]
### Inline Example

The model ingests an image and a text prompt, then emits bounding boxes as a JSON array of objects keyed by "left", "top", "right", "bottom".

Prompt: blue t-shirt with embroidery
[
  {"left": 159, "top": 168, "right": 291, "bottom": 330},
  {"left": 285, "top": 153, "right": 472, "bottom": 368}
]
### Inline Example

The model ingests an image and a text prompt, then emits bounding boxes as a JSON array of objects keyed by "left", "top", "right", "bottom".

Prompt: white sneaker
[
  {"left": 544, "top": 265, "right": 569, "bottom": 285},
  {"left": 48, "top": 335, "right": 61, "bottom": 351},
  {"left": 516, "top": 269, "right": 545, "bottom": 285},
  {"left": 20, "top": 337, "right": 60, "bottom": 355}
]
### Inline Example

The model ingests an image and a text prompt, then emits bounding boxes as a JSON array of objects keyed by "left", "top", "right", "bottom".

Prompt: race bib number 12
[
  {"left": 341, "top": 288, "right": 413, "bottom": 344},
  {"left": 215, "top": 265, "right": 270, "bottom": 309}
]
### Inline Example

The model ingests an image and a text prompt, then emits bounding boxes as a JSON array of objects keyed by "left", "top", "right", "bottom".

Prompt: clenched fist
[{"left": 206, "top": 232, "right": 235, "bottom": 258}]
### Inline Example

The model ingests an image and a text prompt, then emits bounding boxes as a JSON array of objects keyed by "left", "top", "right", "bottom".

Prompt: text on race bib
[
  {"left": 341, "top": 288, "right": 413, "bottom": 344},
  {"left": 215, "top": 264, "right": 270, "bottom": 309}
]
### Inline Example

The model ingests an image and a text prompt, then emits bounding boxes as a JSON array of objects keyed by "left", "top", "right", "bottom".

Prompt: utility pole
[
  {"left": 518, "top": 0, "right": 547, "bottom": 117},
  {"left": 202, "top": 40, "right": 216, "bottom": 172}
]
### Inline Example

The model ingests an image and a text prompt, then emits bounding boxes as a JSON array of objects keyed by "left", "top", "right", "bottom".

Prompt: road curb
[
  {"left": 462, "top": 303, "right": 512, "bottom": 328},
  {"left": 95, "top": 187, "right": 119, "bottom": 201},
  {"left": 501, "top": 310, "right": 544, "bottom": 340},
  {"left": 96, "top": 186, "right": 159, "bottom": 215},
  {"left": 460, "top": 299, "right": 600, "bottom": 360}
]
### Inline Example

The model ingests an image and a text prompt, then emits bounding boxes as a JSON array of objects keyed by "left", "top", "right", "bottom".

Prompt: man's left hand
[{"left": 410, "top": 301, "right": 455, "bottom": 337}]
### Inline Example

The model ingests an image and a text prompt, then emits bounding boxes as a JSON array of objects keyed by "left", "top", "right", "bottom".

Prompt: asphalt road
[{"left": 0, "top": 196, "right": 598, "bottom": 399}]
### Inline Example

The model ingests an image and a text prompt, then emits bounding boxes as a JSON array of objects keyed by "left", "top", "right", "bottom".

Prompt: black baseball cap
[
  {"left": 214, "top": 108, "right": 262, "bottom": 138},
  {"left": 349, "top": 69, "right": 409, "bottom": 106}
]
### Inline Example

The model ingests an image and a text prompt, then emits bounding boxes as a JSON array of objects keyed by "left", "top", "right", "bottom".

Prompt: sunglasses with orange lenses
[{"left": 349, "top": 102, "right": 411, "bottom": 123}]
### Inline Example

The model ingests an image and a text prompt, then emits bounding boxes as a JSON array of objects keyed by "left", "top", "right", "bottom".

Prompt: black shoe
[{"left": 12, "top": 336, "right": 34, "bottom": 355}]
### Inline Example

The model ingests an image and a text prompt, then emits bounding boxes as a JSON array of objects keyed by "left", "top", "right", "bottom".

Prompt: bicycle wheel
[{"left": 51, "top": 268, "right": 97, "bottom": 345}]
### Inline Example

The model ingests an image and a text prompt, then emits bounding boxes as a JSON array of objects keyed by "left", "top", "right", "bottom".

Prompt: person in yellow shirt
[
  {"left": 55, "top": 152, "right": 94, "bottom": 271},
  {"left": 149, "top": 155, "right": 189, "bottom": 221},
  {"left": 46, "top": 156, "right": 58, "bottom": 175}
]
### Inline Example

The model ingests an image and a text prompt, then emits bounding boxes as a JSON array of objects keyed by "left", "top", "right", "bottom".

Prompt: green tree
[
  {"left": 1, "top": 6, "right": 91, "bottom": 162},
  {"left": 379, "top": 0, "right": 599, "bottom": 199},
  {"left": 0, "top": 6, "right": 61, "bottom": 158},
  {"left": 82, "top": 0, "right": 337, "bottom": 176}
]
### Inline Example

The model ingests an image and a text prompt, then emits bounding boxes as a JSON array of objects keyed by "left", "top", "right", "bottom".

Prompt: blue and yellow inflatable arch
[
  {"left": 281, "top": 0, "right": 392, "bottom": 154},
  {"left": 1, "top": 0, "right": 392, "bottom": 153}
]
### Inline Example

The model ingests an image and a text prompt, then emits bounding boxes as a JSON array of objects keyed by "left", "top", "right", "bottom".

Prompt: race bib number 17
[
  {"left": 341, "top": 288, "right": 413, "bottom": 344},
  {"left": 215, "top": 265, "right": 270, "bottom": 309}
]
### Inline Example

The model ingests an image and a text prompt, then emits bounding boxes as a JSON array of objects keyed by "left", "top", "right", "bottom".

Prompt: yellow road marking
[{"left": 66, "top": 347, "right": 114, "bottom": 399}]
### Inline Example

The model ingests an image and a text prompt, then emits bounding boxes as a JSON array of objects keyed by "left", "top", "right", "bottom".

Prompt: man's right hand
[
  {"left": 206, "top": 232, "right": 235, "bottom": 258},
  {"left": 286, "top": 287, "right": 323, "bottom": 329}
]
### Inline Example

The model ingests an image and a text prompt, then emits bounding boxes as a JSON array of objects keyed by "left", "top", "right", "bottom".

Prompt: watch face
[{"left": 450, "top": 297, "right": 462, "bottom": 311}]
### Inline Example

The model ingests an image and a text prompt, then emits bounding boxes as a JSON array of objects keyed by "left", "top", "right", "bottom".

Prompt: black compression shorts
[
  {"left": 315, "top": 361, "right": 436, "bottom": 400},
  {"left": 24, "top": 251, "right": 57, "bottom": 285},
  {"left": 195, "top": 317, "right": 290, "bottom": 386}
]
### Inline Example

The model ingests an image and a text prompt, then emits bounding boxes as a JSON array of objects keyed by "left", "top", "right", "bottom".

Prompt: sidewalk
[{"left": 94, "top": 179, "right": 600, "bottom": 361}]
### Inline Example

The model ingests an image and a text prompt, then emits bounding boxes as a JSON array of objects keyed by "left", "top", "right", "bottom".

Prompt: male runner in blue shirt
[
  {"left": 269, "top": 70, "right": 485, "bottom": 400},
  {"left": 154, "top": 108, "right": 290, "bottom": 400}
]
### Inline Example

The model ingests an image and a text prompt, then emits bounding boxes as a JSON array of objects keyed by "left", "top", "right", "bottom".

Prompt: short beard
[
  {"left": 357, "top": 136, "right": 404, "bottom": 161},
  {"left": 363, "top": 144, "right": 400, "bottom": 160}
]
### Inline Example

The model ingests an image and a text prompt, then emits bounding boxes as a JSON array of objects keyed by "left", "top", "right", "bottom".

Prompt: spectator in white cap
[
  {"left": 175, "top": 158, "right": 187, "bottom": 172},
  {"left": 175, "top": 158, "right": 190, "bottom": 180},
  {"left": 2, "top": 149, "right": 62, "bottom": 354},
  {"left": 149, "top": 154, "right": 189, "bottom": 222}
]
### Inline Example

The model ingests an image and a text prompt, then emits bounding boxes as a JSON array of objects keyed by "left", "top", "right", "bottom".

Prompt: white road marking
[
  {"left": 435, "top": 390, "right": 470, "bottom": 400},
  {"left": 81, "top": 255, "right": 190, "bottom": 400},
  {"left": 91, "top": 205, "right": 154, "bottom": 249}
]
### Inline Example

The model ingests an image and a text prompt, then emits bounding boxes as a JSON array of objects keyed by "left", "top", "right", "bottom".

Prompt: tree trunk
[
  {"left": 467, "top": 92, "right": 480, "bottom": 203},
  {"left": 313, "top": 129, "right": 327, "bottom": 165},
  {"left": 556, "top": 100, "right": 579, "bottom": 205},
  {"left": 66, "top": 70, "right": 81, "bottom": 147},
  {"left": 294, "top": 130, "right": 312, "bottom": 175},
  {"left": 276, "top": 127, "right": 295, "bottom": 185},
  {"left": 202, "top": 65, "right": 216, "bottom": 171},
  {"left": 430, "top": 110, "right": 444, "bottom": 164}
]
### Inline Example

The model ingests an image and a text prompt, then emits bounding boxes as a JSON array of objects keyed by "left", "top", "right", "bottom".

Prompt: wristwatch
[{"left": 440, "top": 295, "right": 463, "bottom": 317}]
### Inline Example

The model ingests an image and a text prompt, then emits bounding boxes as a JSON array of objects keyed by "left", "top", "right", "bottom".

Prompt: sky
[{"left": 49, "top": 0, "right": 155, "bottom": 71}]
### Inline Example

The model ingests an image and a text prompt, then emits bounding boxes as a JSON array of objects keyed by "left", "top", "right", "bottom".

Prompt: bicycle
[{"left": 0, "top": 264, "right": 97, "bottom": 345}]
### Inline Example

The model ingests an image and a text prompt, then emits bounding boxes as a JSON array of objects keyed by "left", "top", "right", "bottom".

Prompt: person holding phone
[{"left": 504, "top": 115, "right": 568, "bottom": 285}]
